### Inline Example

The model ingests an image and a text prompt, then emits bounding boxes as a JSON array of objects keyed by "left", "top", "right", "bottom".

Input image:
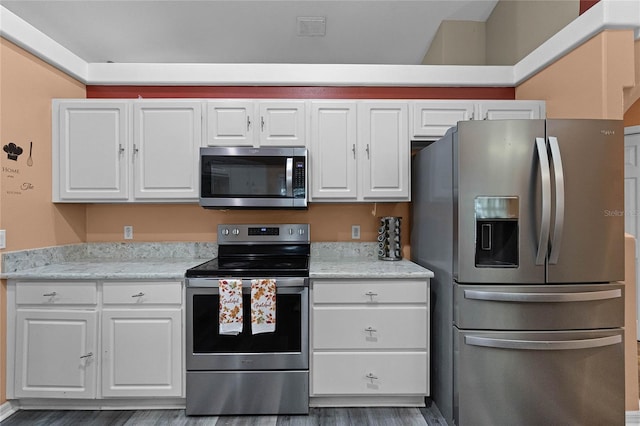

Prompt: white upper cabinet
[
  {"left": 412, "top": 101, "right": 474, "bottom": 140},
  {"left": 476, "top": 100, "right": 545, "bottom": 120},
  {"left": 310, "top": 102, "right": 358, "bottom": 200},
  {"left": 358, "top": 102, "right": 410, "bottom": 200},
  {"left": 53, "top": 99, "right": 202, "bottom": 203},
  {"left": 410, "top": 100, "right": 545, "bottom": 140},
  {"left": 54, "top": 100, "right": 129, "bottom": 201},
  {"left": 206, "top": 100, "right": 306, "bottom": 147},
  {"left": 310, "top": 101, "right": 410, "bottom": 202},
  {"left": 133, "top": 101, "right": 202, "bottom": 200},
  {"left": 206, "top": 101, "right": 255, "bottom": 146}
]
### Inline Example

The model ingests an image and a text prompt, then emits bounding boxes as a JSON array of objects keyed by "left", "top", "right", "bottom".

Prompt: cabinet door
[
  {"left": 207, "top": 101, "right": 255, "bottom": 146},
  {"left": 358, "top": 102, "right": 410, "bottom": 200},
  {"left": 55, "top": 100, "right": 129, "bottom": 201},
  {"left": 309, "top": 102, "right": 358, "bottom": 200},
  {"left": 133, "top": 101, "right": 202, "bottom": 200},
  {"left": 412, "top": 101, "right": 474, "bottom": 139},
  {"left": 258, "top": 101, "right": 306, "bottom": 146},
  {"left": 476, "top": 100, "right": 545, "bottom": 120},
  {"left": 15, "top": 309, "right": 97, "bottom": 398},
  {"left": 101, "top": 309, "right": 182, "bottom": 397}
]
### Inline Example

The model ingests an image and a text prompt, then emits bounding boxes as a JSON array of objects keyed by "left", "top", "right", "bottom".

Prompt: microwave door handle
[
  {"left": 535, "top": 137, "right": 552, "bottom": 265},
  {"left": 286, "top": 157, "right": 294, "bottom": 197},
  {"left": 547, "top": 136, "right": 565, "bottom": 265}
]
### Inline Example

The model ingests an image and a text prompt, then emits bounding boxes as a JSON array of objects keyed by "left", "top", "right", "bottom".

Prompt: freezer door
[
  {"left": 454, "top": 282, "right": 624, "bottom": 330},
  {"left": 454, "top": 328, "right": 624, "bottom": 426},
  {"left": 456, "top": 120, "right": 546, "bottom": 283},
  {"left": 545, "top": 119, "right": 624, "bottom": 283}
]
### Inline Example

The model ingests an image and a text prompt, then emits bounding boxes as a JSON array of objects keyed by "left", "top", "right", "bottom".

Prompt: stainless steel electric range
[{"left": 185, "top": 224, "right": 310, "bottom": 416}]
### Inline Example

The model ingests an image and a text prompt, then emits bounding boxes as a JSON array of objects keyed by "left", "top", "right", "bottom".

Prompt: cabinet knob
[
  {"left": 43, "top": 292, "right": 57, "bottom": 297},
  {"left": 247, "top": 116, "right": 251, "bottom": 131},
  {"left": 132, "top": 292, "right": 145, "bottom": 298},
  {"left": 118, "top": 144, "right": 125, "bottom": 154},
  {"left": 365, "top": 373, "right": 378, "bottom": 383},
  {"left": 80, "top": 352, "right": 93, "bottom": 359},
  {"left": 352, "top": 144, "right": 356, "bottom": 159},
  {"left": 261, "top": 116, "right": 265, "bottom": 132},
  {"left": 364, "top": 326, "right": 377, "bottom": 335},
  {"left": 366, "top": 144, "right": 370, "bottom": 159}
]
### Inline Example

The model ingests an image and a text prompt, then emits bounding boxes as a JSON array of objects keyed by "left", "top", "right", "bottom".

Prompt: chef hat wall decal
[{"left": 3, "top": 142, "right": 24, "bottom": 161}]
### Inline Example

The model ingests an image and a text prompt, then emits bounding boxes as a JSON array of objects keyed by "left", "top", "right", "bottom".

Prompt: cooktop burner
[{"left": 185, "top": 223, "right": 310, "bottom": 279}]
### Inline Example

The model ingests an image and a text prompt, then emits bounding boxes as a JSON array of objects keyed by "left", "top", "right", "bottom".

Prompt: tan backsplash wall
[
  {"left": 85, "top": 202, "right": 411, "bottom": 251},
  {"left": 0, "top": 38, "right": 87, "bottom": 404}
]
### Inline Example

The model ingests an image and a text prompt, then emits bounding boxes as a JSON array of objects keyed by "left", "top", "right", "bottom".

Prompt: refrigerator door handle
[
  {"left": 465, "top": 334, "right": 621, "bottom": 351},
  {"left": 464, "top": 288, "right": 622, "bottom": 303},
  {"left": 548, "top": 136, "right": 565, "bottom": 264},
  {"left": 535, "top": 137, "right": 552, "bottom": 265}
]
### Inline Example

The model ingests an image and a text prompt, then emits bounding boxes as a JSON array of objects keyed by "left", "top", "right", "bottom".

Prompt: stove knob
[
  {"left": 232, "top": 228, "right": 240, "bottom": 236},
  {"left": 221, "top": 228, "right": 229, "bottom": 236},
  {"left": 289, "top": 228, "right": 294, "bottom": 235},
  {"left": 298, "top": 228, "right": 305, "bottom": 235}
]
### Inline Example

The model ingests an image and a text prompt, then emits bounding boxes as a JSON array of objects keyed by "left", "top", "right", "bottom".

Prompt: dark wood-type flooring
[{"left": 2, "top": 406, "right": 447, "bottom": 426}]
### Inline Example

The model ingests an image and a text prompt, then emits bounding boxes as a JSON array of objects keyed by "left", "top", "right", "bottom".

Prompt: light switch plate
[
  {"left": 351, "top": 225, "right": 361, "bottom": 240},
  {"left": 0, "top": 229, "right": 5, "bottom": 249}
]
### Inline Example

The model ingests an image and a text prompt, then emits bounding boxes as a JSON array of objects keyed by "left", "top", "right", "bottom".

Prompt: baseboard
[
  {"left": 1, "top": 400, "right": 20, "bottom": 422},
  {"left": 5, "top": 398, "right": 185, "bottom": 412},
  {"left": 628, "top": 409, "right": 640, "bottom": 425}
]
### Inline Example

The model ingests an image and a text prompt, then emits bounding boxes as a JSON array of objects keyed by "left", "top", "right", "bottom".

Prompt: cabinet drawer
[
  {"left": 312, "top": 352, "right": 427, "bottom": 395},
  {"left": 313, "top": 306, "right": 427, "bottom": 349},
  {"left": 103, "top": 281, "right": 182, "bottom": 305},
  {"left": 16, "top": 282, "right": 97, "bottom": 305},
  {"left": 313, "top": 280, "right": 427, "bottom": 304}
]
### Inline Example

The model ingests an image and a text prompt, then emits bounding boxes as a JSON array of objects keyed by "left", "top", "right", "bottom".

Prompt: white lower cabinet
[
  {"left": 8, "top": 280, "right": 183, "bottom": 402},
  {"left": 310, "top": 279, "right": 429, "bottom": 405},
  {"left": 101, "top": 309, "right": 182, "bottom": 397},
  {"left": 15, "top": 309, "right": 98, "bottom": 398}
]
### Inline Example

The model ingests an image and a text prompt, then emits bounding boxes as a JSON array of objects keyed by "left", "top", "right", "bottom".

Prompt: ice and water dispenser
[{"left": 474, "top": 197, "right": 519, "bottom": 268}]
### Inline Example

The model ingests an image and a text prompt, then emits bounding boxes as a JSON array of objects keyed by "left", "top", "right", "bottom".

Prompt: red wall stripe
[
  {"left": 86, "top": 85, "right": 515, "bottom": 100},
  {"left": 579, "top": 0, "right": 599, "bottom": 15}
]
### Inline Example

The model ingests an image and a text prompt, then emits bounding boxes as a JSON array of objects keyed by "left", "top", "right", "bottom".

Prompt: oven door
[
  {"left": 186, "top": 278, "right": 309, "bottom": 371},
  {"left": 199, "top": 146, "right": 307, "bottom": 208}
]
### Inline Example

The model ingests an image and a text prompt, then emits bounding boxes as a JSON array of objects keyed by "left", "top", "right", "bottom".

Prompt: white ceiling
[{"left": 0, "top": 0, "right": 499, "bottom": 65}]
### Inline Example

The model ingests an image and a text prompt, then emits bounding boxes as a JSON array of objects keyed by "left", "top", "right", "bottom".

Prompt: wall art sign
[{"left": 3, "top": 142, "right": 23, "bottom": 161}]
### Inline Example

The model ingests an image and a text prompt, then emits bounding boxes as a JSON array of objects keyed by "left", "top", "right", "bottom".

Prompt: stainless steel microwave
[{"left": 199, "top": 147, "right": 307, "bottom": 209}]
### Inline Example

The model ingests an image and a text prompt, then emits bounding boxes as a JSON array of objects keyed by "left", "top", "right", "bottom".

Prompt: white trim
[
  {"left": 1, "top": 0, "right": 640, "bottom": 86},
  {"left": 0, "top": 6, "right": 88, "bottom": 82},
  {"left": 0, "top": 400, "right": 20, "bottom": 422},
  {"left": 10, "top": 397, "right": 185, "bottom": 411},
  {"left": 626, "top": 125, "right": 640, "bottom": 135},
  {"left": 627, "top": 409, "right": 640, "bottom": 425}
]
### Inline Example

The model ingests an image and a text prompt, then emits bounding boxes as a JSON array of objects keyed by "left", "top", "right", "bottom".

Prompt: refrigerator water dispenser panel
[{"left": 474, "top": 197, "right": 519, "bottom": 268}]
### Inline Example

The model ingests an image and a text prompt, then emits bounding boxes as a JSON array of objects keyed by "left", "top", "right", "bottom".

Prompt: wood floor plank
[{"left": 3, "top": 406, "right": 445, "bottom": 425}]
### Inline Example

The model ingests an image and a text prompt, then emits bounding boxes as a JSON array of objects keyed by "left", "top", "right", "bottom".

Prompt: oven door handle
[{"left": 186, "top": 277, "right": 309, "bottom": 289}]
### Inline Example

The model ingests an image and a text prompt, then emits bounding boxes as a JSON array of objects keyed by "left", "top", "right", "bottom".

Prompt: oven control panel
[{"left": 218, "top": 224, "right": 309, "bottom": 243}]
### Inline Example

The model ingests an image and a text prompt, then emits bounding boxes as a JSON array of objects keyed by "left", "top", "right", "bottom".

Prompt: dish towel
[
  {"left": 219, "top": 279, "right": 243, "bottom": 335},
  {"left": 251, "top": 279, "right": 276, "bottom": 334}
]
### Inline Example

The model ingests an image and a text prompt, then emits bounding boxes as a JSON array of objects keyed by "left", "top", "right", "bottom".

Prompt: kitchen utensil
[{"left": 27, "top": 141, "right": 33, "bottom": 166}]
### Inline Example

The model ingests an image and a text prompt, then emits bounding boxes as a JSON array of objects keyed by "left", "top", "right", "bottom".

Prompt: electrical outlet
[
  {"left": 351, "top": 225, "right": 361, "bottom": 240},
  {"left": 0, "top": 229, "right": 5, "bottom": 249},
  {"left": 124, "top": 226, "right": 133, "bottom": 240}
]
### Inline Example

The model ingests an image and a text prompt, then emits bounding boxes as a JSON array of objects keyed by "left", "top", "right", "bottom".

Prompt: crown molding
[{"left": 1, "top": 0, "right": 639, "bottom": 87}]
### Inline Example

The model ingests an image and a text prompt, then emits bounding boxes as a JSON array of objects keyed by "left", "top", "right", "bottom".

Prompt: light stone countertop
[{"left": 1, "top": 242, "right": 433, "bottom": 281}]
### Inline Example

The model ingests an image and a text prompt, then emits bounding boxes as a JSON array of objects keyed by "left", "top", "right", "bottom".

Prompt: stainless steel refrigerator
[{"left": 411, "top": 119, "right": 625, "bottom": 426}]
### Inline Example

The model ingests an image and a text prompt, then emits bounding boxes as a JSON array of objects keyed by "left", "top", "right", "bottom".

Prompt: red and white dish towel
[
  {"left": 218, "top": 278, "right": 277, "bottom": 335},
  {"left": 251, "top": 279, "right": 276, "bottom": 335},
  {"left": 219, "top": 279, "right": 243, "bottom": 335}
]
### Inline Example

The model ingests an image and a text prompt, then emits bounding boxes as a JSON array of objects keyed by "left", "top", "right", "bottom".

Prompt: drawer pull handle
[
  {"left": 132, "top": 292, "right": 145, "bottom": 298},
  {"left": 365, "top": 373, "right": 378, "bottom": 383},
  {"left": 43, "top": 292, "right": 57, "bottom": 297},
  {"left": 365, "top": 291, "right": 378, "bottom": 301},
  {"left": 365, "top": 326, "right": 377, "bottom": 335},
  {"left": 80, "top": 352, "right": 93, "bottom": 359}
]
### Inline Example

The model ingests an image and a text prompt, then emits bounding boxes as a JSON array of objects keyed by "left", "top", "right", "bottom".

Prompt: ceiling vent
[{"left": 297, "top": 17, "right": 326, "bottom": 37}]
